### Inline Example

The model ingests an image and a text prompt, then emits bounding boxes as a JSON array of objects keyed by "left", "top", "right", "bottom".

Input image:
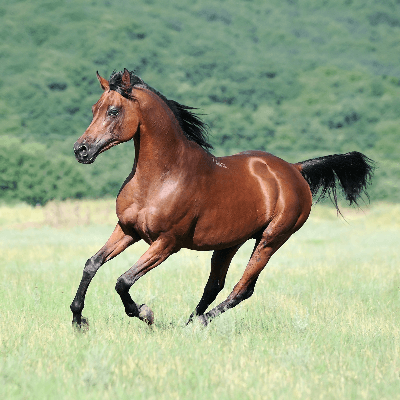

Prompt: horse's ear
[
  {"left": 96, "top": 71, "right": 109, "bottom": 91},
  {"left": 121, "top": 68, "right": 131, "bottom": 89}
]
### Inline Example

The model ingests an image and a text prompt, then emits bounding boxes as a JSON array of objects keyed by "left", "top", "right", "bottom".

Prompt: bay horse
[{"left": 71, "top": 69, "right": 373, "bottom": 328}]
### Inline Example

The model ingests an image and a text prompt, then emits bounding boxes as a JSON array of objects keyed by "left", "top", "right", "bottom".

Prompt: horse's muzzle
[{"left": 74, "top": 141, "right": 96, "bottom": 164}]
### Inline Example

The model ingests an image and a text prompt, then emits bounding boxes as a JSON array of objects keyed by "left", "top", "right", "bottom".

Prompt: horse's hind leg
[
  {"left": 70, "top": 223, "right": 138, "bottom": 329},
  {"left": 187, "top": 243, "right": 242, "bottom": 324},
  {"left": 197, "top": 227, "right": 293, "bottom": 326}
]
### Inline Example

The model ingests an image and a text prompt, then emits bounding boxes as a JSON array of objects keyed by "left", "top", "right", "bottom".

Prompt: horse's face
[{"left": 74, "top": 73, "right": 140, "bottom": 164}]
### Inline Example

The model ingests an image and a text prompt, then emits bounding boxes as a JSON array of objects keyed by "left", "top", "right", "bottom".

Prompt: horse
[{"left": 70, "top": 68, "right": 374, "bottom": 328}]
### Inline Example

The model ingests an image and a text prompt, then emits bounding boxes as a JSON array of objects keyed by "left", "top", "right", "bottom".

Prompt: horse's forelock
[{"left": 108, "top": 69, "right": 144, "bottom": 99}]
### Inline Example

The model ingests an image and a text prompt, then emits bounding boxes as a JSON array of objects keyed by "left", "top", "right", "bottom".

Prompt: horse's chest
[
  {"left": 117, "top": 177, "right": 193, "bottom": 242},
  {"left": 117, "top": 203, "right": 173, "bottom": 243}
]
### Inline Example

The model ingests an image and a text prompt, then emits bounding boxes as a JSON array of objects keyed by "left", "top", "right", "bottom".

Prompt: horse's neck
[
  {"left": 134, "top": 128, "right": 179, "bottom": 173},
  {"left": 131, "top": 90, "right": 212, "bottom": 186},
  {"left": 133, "top": 105, "right": 191, "bottom": 180}
]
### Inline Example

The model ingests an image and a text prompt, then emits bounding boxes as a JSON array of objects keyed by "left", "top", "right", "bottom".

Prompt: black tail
[{"left": 297, "top": 151, "right": 374, "bottom": 212}]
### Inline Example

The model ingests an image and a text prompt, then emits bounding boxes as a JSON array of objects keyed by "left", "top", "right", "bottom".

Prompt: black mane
[{"left": 109, "top": 70, "right": 213, "bottom": 151}]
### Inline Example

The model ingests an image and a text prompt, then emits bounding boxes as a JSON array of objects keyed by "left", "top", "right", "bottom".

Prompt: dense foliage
[
  {"left": 1, "top": 0, "right": 399, "bottom": 204},
  {"left": 0, "top": 137, "right": 87, "bottom": 205}
]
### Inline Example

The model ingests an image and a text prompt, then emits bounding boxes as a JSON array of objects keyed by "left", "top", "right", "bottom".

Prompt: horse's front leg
[
  {"left": 70, "top": 223, "right": 139, "bottom": 329},
  {"left": 115, "top": 237, "right": 176, "bottom": 325}
]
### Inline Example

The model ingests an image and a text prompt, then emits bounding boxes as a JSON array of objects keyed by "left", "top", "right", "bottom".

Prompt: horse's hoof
[
  {"left": 138, "top": 304, "right": 154, "bottom": 325},
  {"left": 72, "top": 316, "right": 89, "bottom": 332}
]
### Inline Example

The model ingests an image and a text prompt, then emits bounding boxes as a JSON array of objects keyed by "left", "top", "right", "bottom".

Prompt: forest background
[{"left": 0, "top": 0, "right": 399, "bottom": 205}]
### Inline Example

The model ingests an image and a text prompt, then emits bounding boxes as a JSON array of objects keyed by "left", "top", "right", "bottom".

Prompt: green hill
[{"left": 1, "top": 0, "right": 399, "bottom": 204}]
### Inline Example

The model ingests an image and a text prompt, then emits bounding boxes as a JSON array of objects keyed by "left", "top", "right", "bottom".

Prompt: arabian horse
[{"left": 71, "top": 69, "right": 373, "bottom": 328}]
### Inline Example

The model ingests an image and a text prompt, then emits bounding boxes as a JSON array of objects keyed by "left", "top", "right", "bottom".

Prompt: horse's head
[{"left": 74, "top": 69, "right": 141, "bottom": 164}]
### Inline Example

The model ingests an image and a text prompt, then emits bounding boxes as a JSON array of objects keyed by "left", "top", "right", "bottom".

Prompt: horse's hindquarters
[{"left": 190, "top": 152, "right": 312, "bottom": 250}]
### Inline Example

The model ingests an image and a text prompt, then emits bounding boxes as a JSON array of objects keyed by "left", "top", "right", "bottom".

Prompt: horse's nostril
[
  {"left": 74, "top": 143, "right": 89, "bottom": 159},
  {"left": 77, "top": 145, "right": 86, "bottom": 154}
]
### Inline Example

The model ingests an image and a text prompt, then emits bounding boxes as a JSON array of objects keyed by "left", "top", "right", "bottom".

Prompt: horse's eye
[{"left": 107, "top": 107, "right": 120, "bottom": 117}]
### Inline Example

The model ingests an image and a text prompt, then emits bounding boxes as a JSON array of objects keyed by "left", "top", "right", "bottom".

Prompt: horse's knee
[
  {"left": 115, "top": 275, "right": 130, "bottom": 294},
  {"left": 84, "top": 254, "right": 103, "bottom": 275}
]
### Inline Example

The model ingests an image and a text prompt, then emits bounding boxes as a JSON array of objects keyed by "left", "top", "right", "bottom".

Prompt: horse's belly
[{"left": 190, "top": 202, "right": 267, "bottom": 250}]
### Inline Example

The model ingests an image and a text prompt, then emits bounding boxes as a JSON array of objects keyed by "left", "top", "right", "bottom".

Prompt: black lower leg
[
  {"left": 70, "top": 255, "right": 103, "bottom": 326},
  {"left": 115, "top": 276, "right": 140, "bottom": 318},
  {"left": 70, "top": 273, "right": 90, "bottom": 325},
  {"left": 187, "top": 281, "right": 222, "bottom": 323},
  {"left": 187, "top": 245, "right": 241, "bottom": 324},
  {"left": 200, "top": 279, "right": 258, "bottom": 325}
]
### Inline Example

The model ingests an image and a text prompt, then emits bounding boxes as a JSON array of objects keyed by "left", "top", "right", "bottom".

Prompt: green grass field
[{"left": 0, "top": 200, "right": 399, "bottom": 399}]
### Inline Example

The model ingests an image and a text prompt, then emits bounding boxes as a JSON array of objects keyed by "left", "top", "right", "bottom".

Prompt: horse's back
[
  {"left": 221, "top": 150, "right": 311, "bottom": 214},
  {"left": 218, "top": 150, "right": 310, "bottom": 199}
]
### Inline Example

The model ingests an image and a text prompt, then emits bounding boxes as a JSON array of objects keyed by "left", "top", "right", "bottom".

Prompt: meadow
[
  {"left": 0, "top": 200, "right": 399, "bottom": 399},
  {"left": 1, "top": 1, "right": 398, "bottom": 397}
]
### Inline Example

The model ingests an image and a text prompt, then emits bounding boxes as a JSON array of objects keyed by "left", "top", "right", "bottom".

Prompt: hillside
[{"left": 1, "top": 0, "right": 399, "bottom": 204}]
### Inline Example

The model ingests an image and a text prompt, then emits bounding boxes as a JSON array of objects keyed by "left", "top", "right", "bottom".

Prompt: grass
[{"left": 0, "top": 200, "right": 399, "bottom": 399}]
